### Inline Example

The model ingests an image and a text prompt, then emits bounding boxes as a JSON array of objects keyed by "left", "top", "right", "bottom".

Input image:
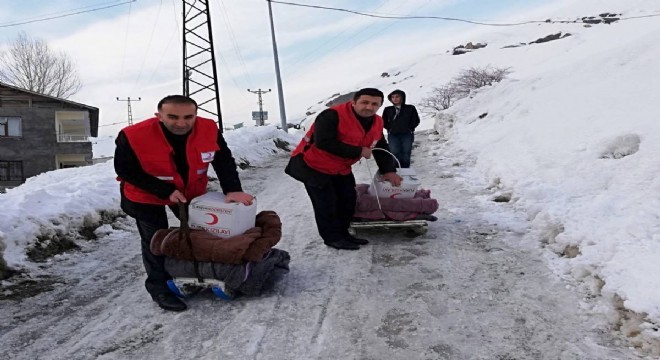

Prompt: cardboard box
[
  {"left": 368, "top": 168, "right": 420, "bottom": 199},
  {"left": 188, "top": 192, "right": 256, "bottom": 238}
]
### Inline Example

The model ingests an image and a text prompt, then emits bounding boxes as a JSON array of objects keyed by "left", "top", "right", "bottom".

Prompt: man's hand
[
  {"left": 169, "top": 190, "right": 187, "bottom": 203},
  {"left": 361, "top": 147, "right": 372, "bottom": 159},
  {"left": 225, "top": 191, "right": 255, "bottom": 206},
  {"left": 381, "top": 172, "right": 403, "bottom": 187}
]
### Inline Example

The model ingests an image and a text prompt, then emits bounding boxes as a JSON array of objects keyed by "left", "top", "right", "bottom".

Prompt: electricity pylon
[{"left": 182, "top": 0, "right": 222, "bottom": 129}]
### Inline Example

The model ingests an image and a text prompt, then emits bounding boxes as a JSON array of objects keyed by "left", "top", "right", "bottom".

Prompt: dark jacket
[
  {"left": 285, "top": 107, "right": 397, "bottom": 187},
  {"left": 382, "top": 90, "right": 420, "bottom": 134},
  {"left": 114, "top": 121, "right": 243, "bottom": 222}
]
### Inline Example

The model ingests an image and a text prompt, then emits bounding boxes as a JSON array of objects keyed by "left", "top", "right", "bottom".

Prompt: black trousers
[
  {"left": 135, "top": 216, "right": 171, "bottom": 298},
  {"left": 132, "top": 204, "right": 181, "bottom": 298},
  {"left": 304, "top": 173, "right": 357, "bottom": 243}
]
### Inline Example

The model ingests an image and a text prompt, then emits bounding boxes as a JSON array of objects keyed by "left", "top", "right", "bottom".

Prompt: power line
[
  {"left": 143, "top": 25, "right": 180, "bottom": 87},
  {"left": 171, "top": 0, "right": 182, "bottom": 44},
  {"left": 269, "top": 1, "right": 660, "bottom": 26},
  {"left": 140, "top": 0, "right": 182, "bottom": 88},
  {"left": 0, "top": 0, "right": 137, "bottom": 28},
  {"left": 287, "top": 0, "right": 391, "bottom": 68},
  {"left": 0, "top": 0, "right": 124, "bottom": 25},
  {"left": 289, "top": 0, "right": 432, "bottom": 69},
  {"left": 91, "top": 136, "right": 116, "bottom": 144},
  {"left": 215, "top": 0, "right": 254, "bottom": 88},
  {"left": 269, "top": 0, "right": 541, "bottom": 26},
  {"left": 99, "top": 121, "right": 128, "bottom": 127},
  {"left": 118, "top": 1, "right": 134, "bottom": 89},
  {"left": 130, "top": 0, "right": 164, "bottom": 93}
]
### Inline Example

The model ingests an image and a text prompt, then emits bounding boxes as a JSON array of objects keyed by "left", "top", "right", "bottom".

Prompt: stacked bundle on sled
[
  {"left": 150, "top": 192, "right": 289, "bottom": 300},
  {"left": 351, "top": 168, "right": 439, "bottom": 236}
]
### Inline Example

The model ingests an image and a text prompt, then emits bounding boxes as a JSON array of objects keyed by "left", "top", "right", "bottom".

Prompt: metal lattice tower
[
  {"left": 182, "top": 0, "right": 222, "bottom": 129},
  {"left": 116, "top": 97, "right": 141, "bottom": 126}
]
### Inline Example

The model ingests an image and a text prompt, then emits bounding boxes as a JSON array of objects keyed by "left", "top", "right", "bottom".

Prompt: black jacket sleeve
[
  {"left": 312, "top": 109, "right": 362, "bottom": 159},
  {"left": 382, "top": 106, "right": 393, "bottom": 131},
  {"left": 410, "top": 105, "right": 420, "bottom": 129},
  {"left": 211, "top": 131, "right": 243, "bottom": 194},
  {"left": 373, "top": 136, "right": 397, "bottom": 173},
  {"left": 114, "top": 131, "right": 176, "bottom": 199}
]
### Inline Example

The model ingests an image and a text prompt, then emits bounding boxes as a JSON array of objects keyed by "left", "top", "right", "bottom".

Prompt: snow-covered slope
[{"left": 296, "top": 0, "right": 660, "bottom": 349}]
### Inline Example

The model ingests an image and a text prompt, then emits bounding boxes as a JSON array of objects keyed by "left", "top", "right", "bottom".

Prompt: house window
[
  {"left": 0, "top": 161, "right": 23, "bottom": 181},
  {"left": 0, "top": 117, "right": 22, "bottom": 137}
]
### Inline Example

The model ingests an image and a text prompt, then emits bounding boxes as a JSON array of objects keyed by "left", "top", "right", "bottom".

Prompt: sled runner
[
  {"left": 153, "top": 203, "right": 289, "bottom": 302},
  {"left": 349, "top": 218, "right": 429, "bottom": 237},
  {"left": 167, "top": 277, "right": 235, "bottom": 300}
]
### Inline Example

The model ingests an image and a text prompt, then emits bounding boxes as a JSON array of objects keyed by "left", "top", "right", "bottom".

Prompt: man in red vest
[
  {"left": 285, "top": 88, "right": 402, "bottom": 250},
  {"left": 114, "top": 95, "right": 253, "bottom": 312}
]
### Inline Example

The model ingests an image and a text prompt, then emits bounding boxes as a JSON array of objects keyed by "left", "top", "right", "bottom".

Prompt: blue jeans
[{"left": 388, "top": 132, "right": 414, "bottom": 168}]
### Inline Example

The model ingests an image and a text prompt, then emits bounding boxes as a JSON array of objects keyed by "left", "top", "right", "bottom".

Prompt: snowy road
[{"left": 0, "top": 132, "right": 643, "bottom": 359}]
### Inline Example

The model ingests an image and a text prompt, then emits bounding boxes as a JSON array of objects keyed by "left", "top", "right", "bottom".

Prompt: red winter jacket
[{"left": 291, "top": 102, "right": 384, "bottom": 175}]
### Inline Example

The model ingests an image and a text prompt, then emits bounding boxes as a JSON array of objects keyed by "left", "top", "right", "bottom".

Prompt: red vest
[
  {"left": 292, "top": 102, "right": 384, "bottom": 175},
  {"left": 121, "top": 117, "right": 220, "bottom": 205}
]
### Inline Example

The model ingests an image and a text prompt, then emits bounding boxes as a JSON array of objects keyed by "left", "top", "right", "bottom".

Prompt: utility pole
[
  {"left": 116, "top": 97, "right": 141, "bottom": 126},
  {"left": 266, "top": 0, "right": 288, "bottom": 132},
  {"left": 182, "top": 0, "right": 223, "bottom": 129},
  {"left": 247, "top": 88, "right": 271, "bottom": 126}
]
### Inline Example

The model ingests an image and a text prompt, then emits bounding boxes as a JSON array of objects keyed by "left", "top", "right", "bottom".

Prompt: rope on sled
[{"left": 364, "top": 147, "right": 401, "bottom": 221}]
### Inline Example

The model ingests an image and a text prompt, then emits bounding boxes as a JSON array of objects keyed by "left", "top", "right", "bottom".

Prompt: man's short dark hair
[
  {"left": 353, "top": 88, "right": 384, "bottom": 103},
  {"left": 157, "top": 95, "right": 198, "bottom": 111}
]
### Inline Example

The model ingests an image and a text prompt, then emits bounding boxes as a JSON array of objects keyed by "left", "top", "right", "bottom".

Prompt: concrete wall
[{"left": 0, "top": 107, "right": 92, "bottom": 181}]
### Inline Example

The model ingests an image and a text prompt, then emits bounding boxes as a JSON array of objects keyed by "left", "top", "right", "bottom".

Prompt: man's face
[
  {"left": 390, "top": 94, "right": 402, "bottom": 105},
  {"left": 352, "top": 95, "right": 383, "bottom": 117},
  {"left": 156, "top": 102, "right": 197, "bottom": 135}
]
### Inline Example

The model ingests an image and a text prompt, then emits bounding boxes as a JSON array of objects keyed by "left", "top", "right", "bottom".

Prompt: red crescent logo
[{"left": 205, "top": 213, "right": 219, "bottom": 225}]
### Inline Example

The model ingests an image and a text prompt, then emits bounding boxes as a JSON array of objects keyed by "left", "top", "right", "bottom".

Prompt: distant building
[{"left": 0, "top": 82, "right": 99, "bottom": 190}]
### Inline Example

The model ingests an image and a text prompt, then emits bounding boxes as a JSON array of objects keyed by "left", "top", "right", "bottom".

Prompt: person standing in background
[{"left": 382, "top": 89, "right": 420, "bottom": 168}]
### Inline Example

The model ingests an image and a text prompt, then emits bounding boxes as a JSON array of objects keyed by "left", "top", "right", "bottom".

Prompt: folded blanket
[
  {"left": 151, "top": 210, "right": 282, "bottom": 264},
  {"left": 354, "top": 184, "right": 439, "bottom": 221}
]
